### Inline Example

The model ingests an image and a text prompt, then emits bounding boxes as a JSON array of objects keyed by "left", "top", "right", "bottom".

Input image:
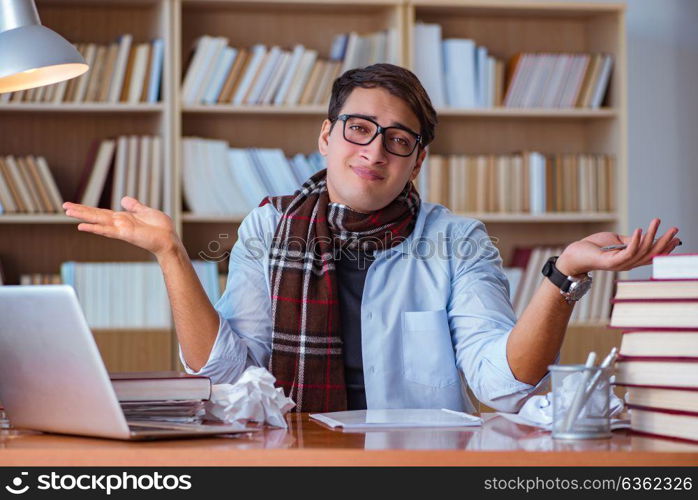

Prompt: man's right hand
[{"left": 63, "top": 196, "right": 180, "bottom": 259}]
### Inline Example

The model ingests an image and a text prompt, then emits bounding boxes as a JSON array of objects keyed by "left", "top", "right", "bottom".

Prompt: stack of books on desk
[
  {"left": 111, "top": 372, "right": 212, "bottom": 424},
  {"left": 610, "top": 254, "right": 698, "bottom": 444}
]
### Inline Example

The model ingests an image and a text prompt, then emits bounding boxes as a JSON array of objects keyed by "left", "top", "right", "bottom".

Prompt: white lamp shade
[{"left": 0, "top": 1, "right": 87, "bottom": 93}]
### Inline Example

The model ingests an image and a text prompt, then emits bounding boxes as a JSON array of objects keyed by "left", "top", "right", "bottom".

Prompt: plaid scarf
[{"left": 259, "top": 168, "right": 421, "bottom": 412}]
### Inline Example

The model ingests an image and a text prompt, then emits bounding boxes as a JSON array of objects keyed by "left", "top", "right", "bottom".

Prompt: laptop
[{"left": 0, "top": 285, "right": 258, "bottom": 441}]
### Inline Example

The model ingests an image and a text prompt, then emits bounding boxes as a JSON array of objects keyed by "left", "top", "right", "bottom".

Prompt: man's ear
[
  {"left": 318, "top": 119, "right": 333, "bottom": 156},
  {"left": 409, "top": 147, "right": 428, "bottom": 181}
]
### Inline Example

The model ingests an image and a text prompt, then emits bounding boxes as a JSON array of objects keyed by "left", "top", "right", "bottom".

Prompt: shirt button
[
  {"left": 369, "top": 367, "right": 376, "bottom": 374},
  {"left": 367, "top": 312, "right": 372, "bottom": 320}
]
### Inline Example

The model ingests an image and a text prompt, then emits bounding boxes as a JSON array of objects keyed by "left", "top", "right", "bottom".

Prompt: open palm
[
  {"left": 63, "top": 196, "right": 177, "bottom": 257},
  {"left": 557, "top": 218, "right": 681, "bottom": 276}
]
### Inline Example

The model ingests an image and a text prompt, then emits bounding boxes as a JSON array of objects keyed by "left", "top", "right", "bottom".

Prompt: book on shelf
[
  {"left": 203, "top": 46, "right": 237, "bottom": 105},
  {"left": 653, "top": 254, "right": 698, "bottom": 280},
  {"left": 126, "top": 42, "right": 151, "bottom": 104},
  {"left": 504, "top": 52, "right": 613, "bottom": 109},
  {"left": 413, "top": 23, "right": 504, "bottom": 109},
  {"left": 422, "top": 152, "right": 614, "bottom": 215},
  {"left": 412, "top": 25, "right": 612, "bottom": 109},
  {"left": 0, "top": 34, "right": 163, "bottom": 105},
  {"left": 70, "top": 43, "right": 97, "bottom": 102},
  {"left": 181, "top": 28, "right": 398, "bottom": 106},
  {"left": 72, "top": 136, "right": 167, "bottom": 213},
  {"left": 443, "top": 38, "right": 477, "bottom": 108},
  {"left": 75, "top": 139, "right": 116, "bottom": 208},
  {"left": 218, "top": 47, "right": 250, "bottom": 103},
  {"left": 110, "top": 371, "right": 212, "bottom": 402},
  {"left": 2, "top": 156, "right": 35, "bottom": 213},
  {"left": 0, "top": 257, "right": 4, "bottom": 285},
  {"left": 19, "top": 274, "right": 62, "bottom": 285},
  {"left": 60, "top": 260, "right": 220, "bottom": 329},
  {"left": 0, "top": 155, "right": 65, "bottom": 214},
  {"left": 109, "top": 33, "right": 134, "bottom": 103},
  {"left": 181, "top": 137, "right": 325, "bottom": 215}
]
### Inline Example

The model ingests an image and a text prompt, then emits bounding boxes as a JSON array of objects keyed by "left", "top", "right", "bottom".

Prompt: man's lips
[{"left": 351, "top": 166, "right": 385, "bottom": 180}]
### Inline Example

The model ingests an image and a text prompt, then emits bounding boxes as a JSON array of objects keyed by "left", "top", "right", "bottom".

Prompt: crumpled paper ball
[{"left": 206, "top": 366, "right": 295, "bottom": 428}]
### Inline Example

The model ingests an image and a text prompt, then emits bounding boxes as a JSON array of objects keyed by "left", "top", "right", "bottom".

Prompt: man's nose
[{"left": 359, "top": 132, "right": 388, "bottom": 164}]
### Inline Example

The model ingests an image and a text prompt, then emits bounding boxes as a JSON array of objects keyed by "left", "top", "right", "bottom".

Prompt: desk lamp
[{"left": 0, "top": 0, "right": 87, "bottom": 93}]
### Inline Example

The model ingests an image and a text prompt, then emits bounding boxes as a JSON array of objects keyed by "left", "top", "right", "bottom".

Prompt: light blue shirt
[{"left": 181, "top": 202, "right": 553, "bottom": 413}]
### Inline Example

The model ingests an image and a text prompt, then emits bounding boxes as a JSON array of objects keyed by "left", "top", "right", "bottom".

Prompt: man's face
[{"left": 318, "top": 87, "right": 426, "bottom": 213}]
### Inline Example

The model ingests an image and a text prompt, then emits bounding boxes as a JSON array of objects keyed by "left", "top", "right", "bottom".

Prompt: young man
[{"left": 64, "top": 64, "right": 680, "bottom": 413}]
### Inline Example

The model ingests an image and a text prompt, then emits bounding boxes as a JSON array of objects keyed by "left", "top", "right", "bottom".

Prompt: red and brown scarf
[{"left": 259, "top": 168, "right": 420, "bottom": 412}]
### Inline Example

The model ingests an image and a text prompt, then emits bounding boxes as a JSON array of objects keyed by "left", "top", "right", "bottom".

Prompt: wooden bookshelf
[
  {"left": 0, "top": 0, "right": 174, "bottom": 371},
  {"left": 182, "top": 104, "right": 328, "bottom": 115},
  {"left": 407, "top": 2, "right": 627, "bottom": 367},
  {"left": 0, "top": 0, "right": 627, "bottom": 371},
  {"left": 0, "top": 103, "right": 164, "bottom": 113}
]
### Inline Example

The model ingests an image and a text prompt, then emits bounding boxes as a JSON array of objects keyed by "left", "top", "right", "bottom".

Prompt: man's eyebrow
[{"left": 350, "top": 113, "right": 418, "bottom": 134}]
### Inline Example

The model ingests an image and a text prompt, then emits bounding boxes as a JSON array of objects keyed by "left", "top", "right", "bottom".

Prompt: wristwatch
[{"left": 541, "top": 256, "right": 592, "bottom": 305}]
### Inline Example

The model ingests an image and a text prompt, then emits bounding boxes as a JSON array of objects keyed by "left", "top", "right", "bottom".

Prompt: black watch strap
[{"left": 541, "top": 256, "right": 573, "bottom": 293}]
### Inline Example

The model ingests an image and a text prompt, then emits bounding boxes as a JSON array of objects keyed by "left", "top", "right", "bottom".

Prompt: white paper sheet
[{"left": 310, "top": 409, "right": 482, "bottom": 429}]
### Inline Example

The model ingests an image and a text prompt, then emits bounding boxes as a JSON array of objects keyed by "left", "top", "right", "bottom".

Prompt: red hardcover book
[
  {"left": 626, "top": 405, "right": 698, "bottom": 444},
  {"left": 609, "top": 298, "right": 698, "bottom": 329},
  {"left": 509, "top": 246, "right": 533, "bottom": 269},
  {"left": 622, "top": 384, "right": 698, "bottom": 410},
  {"left": 615, "top": 279, "right": 698, "bottom": 300},
  {"left": 109, "top": 371, "right": 211, "bottom": 402},
  {"left": 652, "top": 253, "right": 698, "bottom": 280},
  {"left": 615, "top": 356, "right": 698, "bottom": 389},
  {"left": 620, "top": 329, "right": 698, "bottom": 357}
]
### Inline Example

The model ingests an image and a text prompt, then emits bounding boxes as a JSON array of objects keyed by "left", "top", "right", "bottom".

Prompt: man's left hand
[{"left": 555, "top": 218, "right": 681, "bottom": 276}]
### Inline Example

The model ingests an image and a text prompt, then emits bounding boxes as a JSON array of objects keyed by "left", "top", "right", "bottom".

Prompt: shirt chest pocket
[{"left": 401, "top": 309, "right": 460, "bottom": 388}]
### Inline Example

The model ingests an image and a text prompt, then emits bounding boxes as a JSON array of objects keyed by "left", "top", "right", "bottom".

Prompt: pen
[
  {"left": 562, "top": 351, "right": 597, "bottom": 433},
  {"left": 601, "top": 239, "right": 681, "bottom": 251},
  {"left": 583, "top": 347, "right": 618, "bottom": 399}
]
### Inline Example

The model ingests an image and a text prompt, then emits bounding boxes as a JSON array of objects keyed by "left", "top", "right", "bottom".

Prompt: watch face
[{"left": 568, "top": 278, "right": 593, "bottom": 300}]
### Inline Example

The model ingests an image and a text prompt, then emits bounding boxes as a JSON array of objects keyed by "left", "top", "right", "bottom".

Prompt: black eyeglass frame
[{"left": 334, "top": 113, "right": 423, "bottom": 157}]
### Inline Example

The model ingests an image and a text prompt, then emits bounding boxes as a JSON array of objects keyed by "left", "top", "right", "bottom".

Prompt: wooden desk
[{"left": 1, "top": 414, "right": 697, "bottom": 466}]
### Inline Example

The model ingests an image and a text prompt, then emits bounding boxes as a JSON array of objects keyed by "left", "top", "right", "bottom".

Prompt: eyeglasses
[{"left": 334, "top": 114, "right": 423, "bottom": 157}]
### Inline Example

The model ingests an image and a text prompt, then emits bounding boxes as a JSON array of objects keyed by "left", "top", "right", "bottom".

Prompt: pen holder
[{"left": 549, "top": 364, "right": 612, "bottom": 440}]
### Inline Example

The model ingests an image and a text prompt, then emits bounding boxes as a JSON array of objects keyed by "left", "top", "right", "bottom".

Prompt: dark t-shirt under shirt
[{"left": 335, "top": 246, "right": 375, "bottom": 410}]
